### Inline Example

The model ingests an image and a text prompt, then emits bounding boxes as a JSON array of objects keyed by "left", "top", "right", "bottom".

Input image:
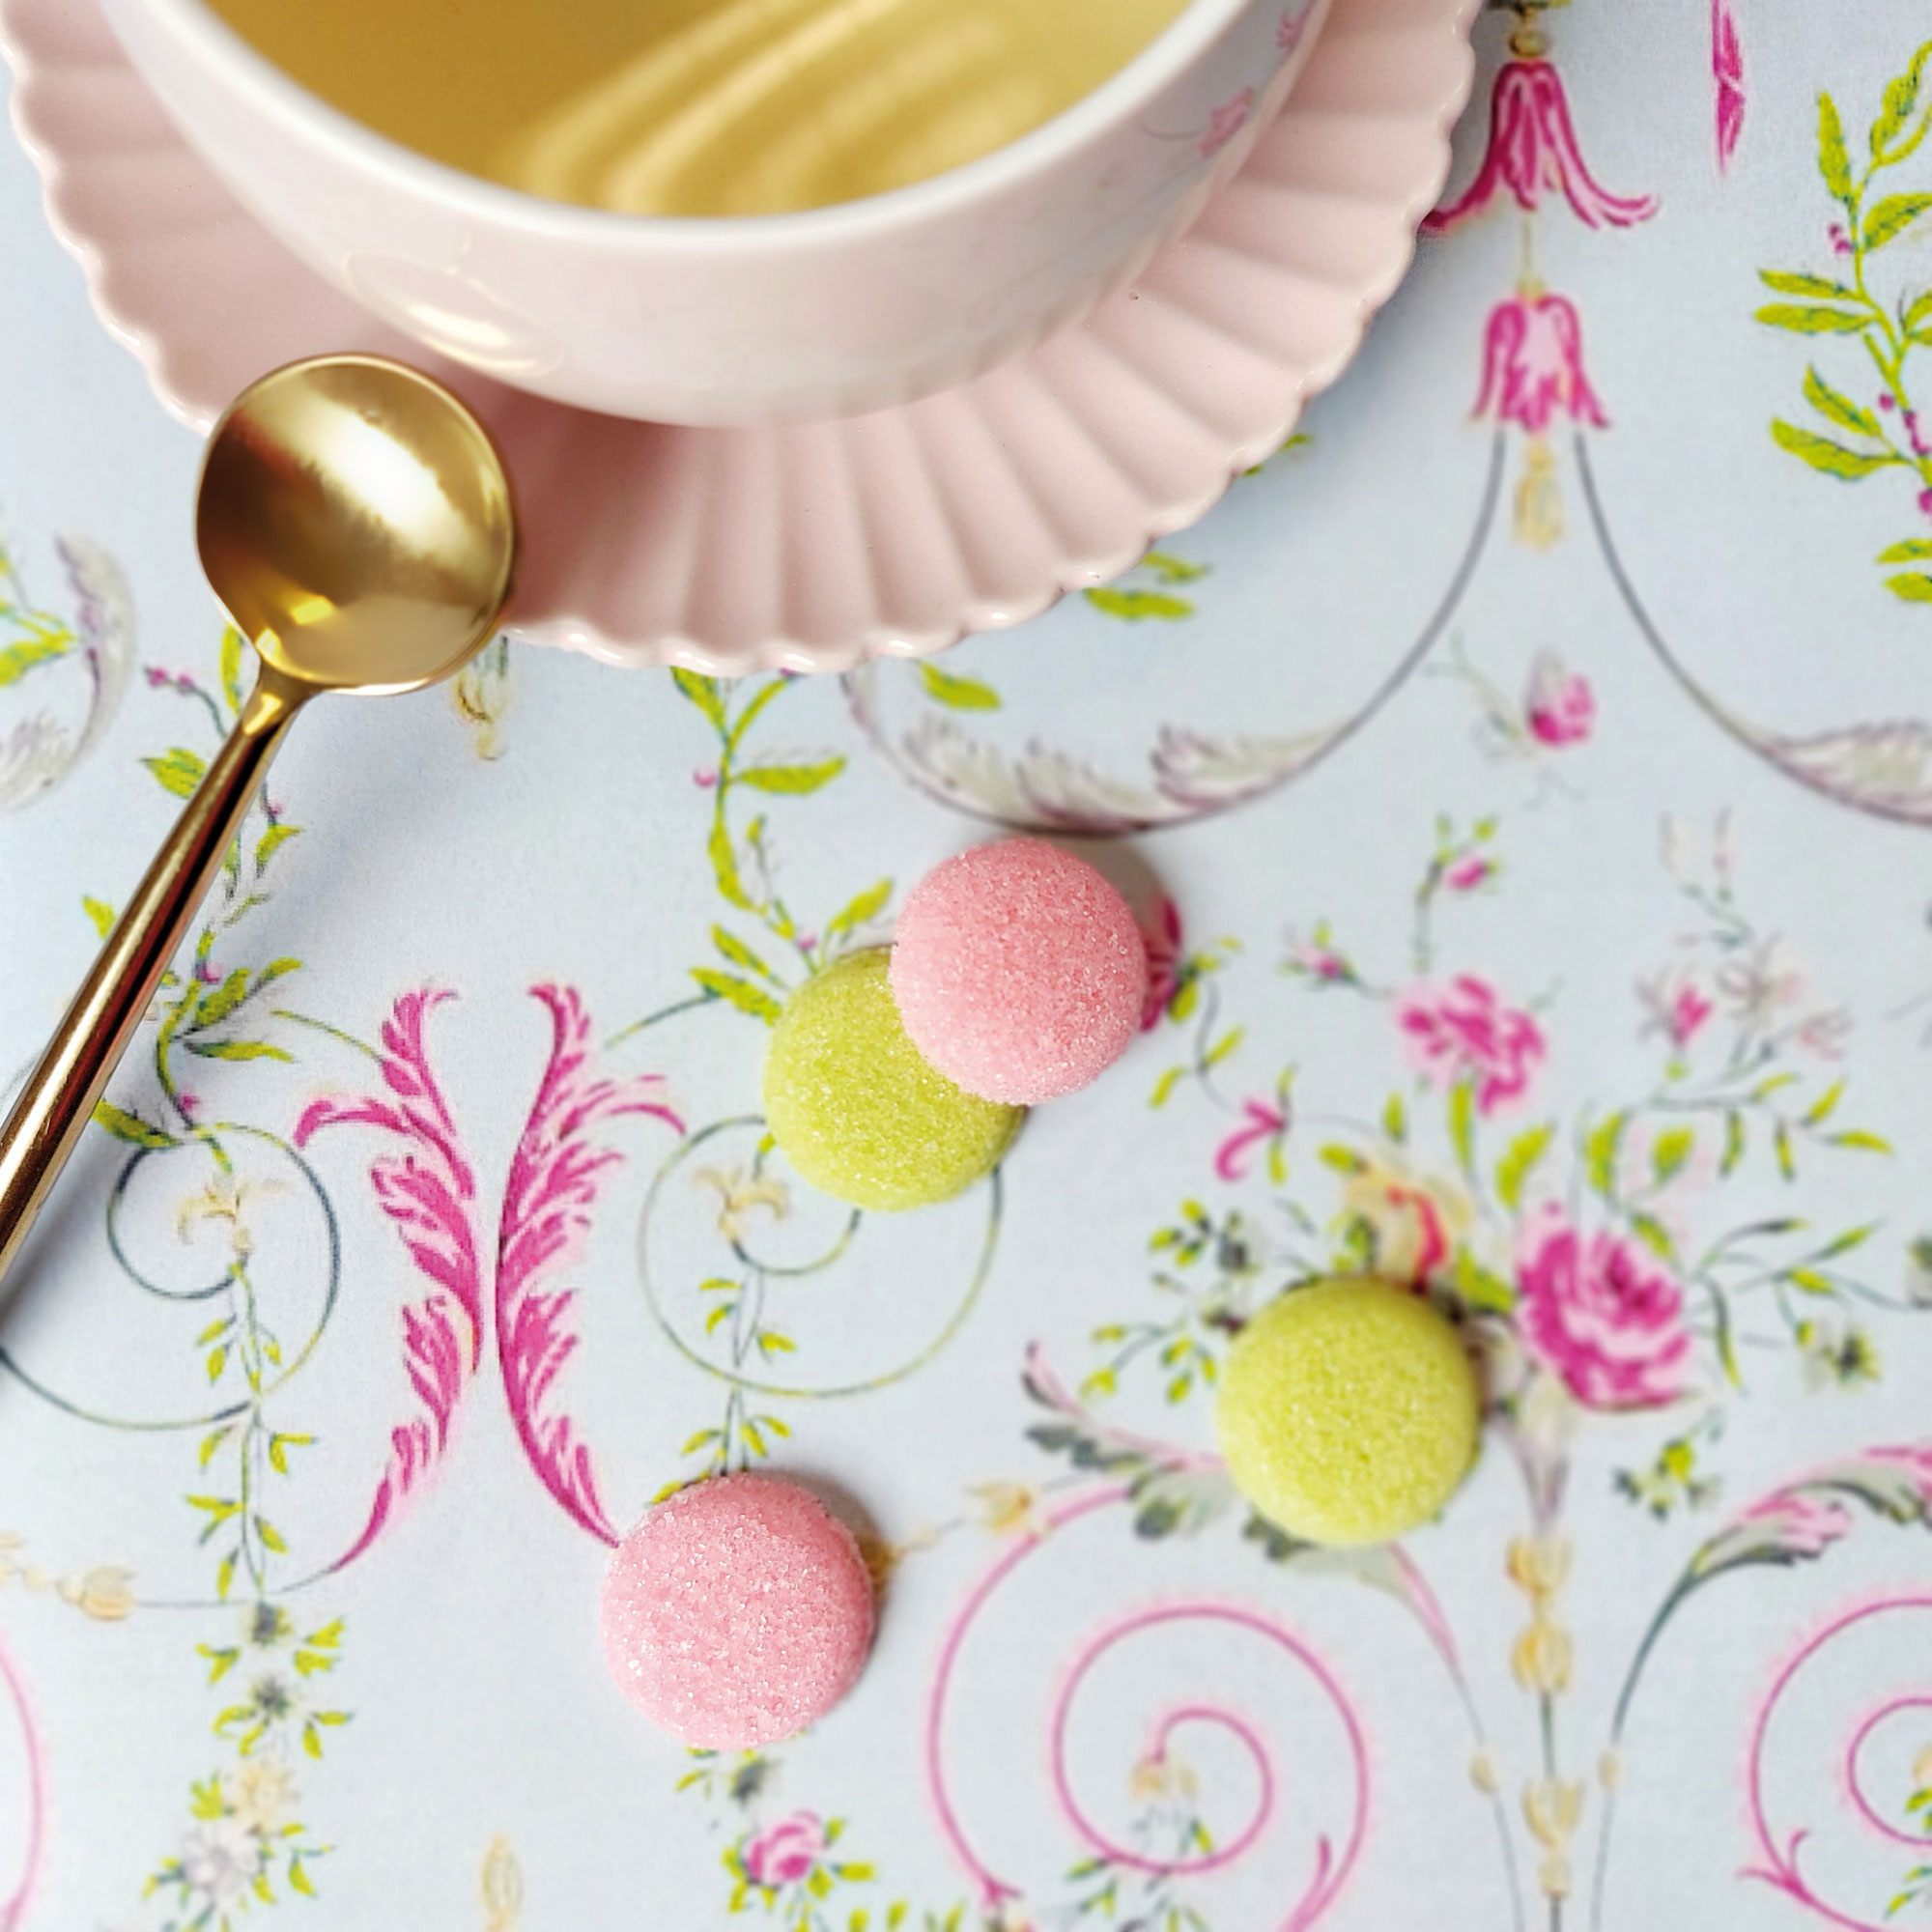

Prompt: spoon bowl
[{"left": 198, "top": 354, "right": 517, "bottom": 693}]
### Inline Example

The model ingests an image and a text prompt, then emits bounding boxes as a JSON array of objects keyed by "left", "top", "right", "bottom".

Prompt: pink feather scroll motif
[
  {"left": 496, "top": 985, "right": 682, "bottom": 1546},
  {"left": 1712, "top": 0, "right": 1745, "bottom": 174},
  {"left": 295, "top": 988, "right": 483, "bottom": 1570}
]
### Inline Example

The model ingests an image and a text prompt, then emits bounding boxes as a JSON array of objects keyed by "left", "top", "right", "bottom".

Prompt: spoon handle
[{"left": 0, "top": 668, "right": 307, "bottom": 1300}]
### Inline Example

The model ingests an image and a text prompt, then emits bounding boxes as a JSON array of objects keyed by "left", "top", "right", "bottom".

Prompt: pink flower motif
[
  {"left": 1523, "top": 649, "right": 1597, "bottom": 747},
  {"left": 1276, "top": 4, "right": 1309, "bottom": 53},
  {"left": 1477, "top": 293, "right": 1609, "bottom": 437},
  {"left": 1200, "top": 88, "right": 1254, "bottom": 158},
  {"left": 1140, "top": 897, "right": 1183, "bottom": 1032},
  {"left": 1425, "top": 60, "right": 1659, "bottom": 235},
  {"left": 497, "top": 986, "right": 682, "bottom": 1546},
  {"left": 693, "top": 767, "right": 719, "bottom": 789},
  {"left": 1445, "top": 855, "right": 1493, "bottom": 893},
  {"left": 1666, "top": 984, "right": 1714, "bottom": 1046},
  {"left": 1215, "top": 1096, "right": 1287, "bottom": 1182},
  {"left": 1739, "top": 1489, "right": 1854, "bottom": 1557},
  {"left": 1285, "top": 934, "right": 1351, "bottom": 982},
  {"left": 1394, "top": 976, "right": 1546, "bottom": 1114},
  {"left": 1712, "top": 0, "right": 1746, "bottom": 174},
  {"left": 745, "top": 1813, "right": 828, "bottom": 1889},
  {"left": 1515, "top": 1204, "right": 1693, "bottom": 1410},
  {"left": 177, "top": 1092, "right": 200, "bottom": 1121}
]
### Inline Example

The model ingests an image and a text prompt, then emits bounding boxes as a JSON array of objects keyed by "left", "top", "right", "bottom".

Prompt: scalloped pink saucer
[{"left": 1, "top": 0, "right": 1473, "bottom": 674}]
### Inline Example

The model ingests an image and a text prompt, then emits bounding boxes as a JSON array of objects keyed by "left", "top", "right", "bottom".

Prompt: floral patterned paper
[{"left": 4, "top": 3, "right": 1932, "bottom": 1929}]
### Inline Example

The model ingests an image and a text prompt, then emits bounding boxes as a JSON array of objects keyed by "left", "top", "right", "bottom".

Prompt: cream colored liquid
[{"left": 210, "top": 0, "right": 1192, "bottom": 216}]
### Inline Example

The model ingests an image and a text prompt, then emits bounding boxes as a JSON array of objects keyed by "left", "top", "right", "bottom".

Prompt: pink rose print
[
  {"left": 745, "top": 1813, "right": 828, "bottom": 1889},
  {"left": 1738, "top": 1489, "right": 1854, "bottom": 1558},
  {"left": 1711, "top": 0, "right": 1746, "bottom": 173},
  {"left": 1477, "top": 292, "right": 1609, "bottom": 437},
  {"left": 1394, "top": 976, "right": 1546, "bottom": 1114},
  {"left": 1516, "top": 1204, "right": 1693, "bottom": 1409},
  {"left": 1523, "top": 650, "right": 1596, "bottom": 748},
  {"left": 1215, "top": 1095, "right": 1288, "bottom": 1183},
  {"left": 1425, "top": 59, "right": 1659, "bottom": 235},
  {"left": 1140, "top": 897, "right": 1182, "bottom": 1032},
  {"left": 1200, "top": 88, "right": 1254, "bottom": 158}
]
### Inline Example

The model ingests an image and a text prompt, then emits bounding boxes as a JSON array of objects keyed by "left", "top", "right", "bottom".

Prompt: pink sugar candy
[
  {"left": 600, "top": 1473, "right": 876, "bottom": 1749},
  {"left": 891, "top": 838, "right": 1148, "bottom": 1105}
]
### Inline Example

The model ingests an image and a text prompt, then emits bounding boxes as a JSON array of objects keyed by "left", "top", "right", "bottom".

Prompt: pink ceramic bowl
[{"left": 99, "top": 0, "right": 1332, "bottom": 426}]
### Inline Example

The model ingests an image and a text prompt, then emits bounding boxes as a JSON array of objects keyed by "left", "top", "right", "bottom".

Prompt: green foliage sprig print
[{"left": 1757, "top": 41, "right": 1932, "bottom": 603}]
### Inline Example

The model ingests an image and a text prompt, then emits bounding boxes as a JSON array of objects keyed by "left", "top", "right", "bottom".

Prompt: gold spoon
[{"left": 0, "top": 354, "right": 518, "bottom": 1293}]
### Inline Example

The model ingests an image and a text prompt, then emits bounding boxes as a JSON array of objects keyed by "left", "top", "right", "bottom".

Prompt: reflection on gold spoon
[{"left": 0, "top": 355, "right": 518, "bottom": 1294}]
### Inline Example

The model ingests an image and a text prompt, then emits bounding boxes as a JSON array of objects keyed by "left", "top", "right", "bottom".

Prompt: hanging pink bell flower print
[
  {"left": 1476, "top": 289, "right": 1608, "bottom": 436},
  {"left": 1475, "top": 285, "right": 1607, "bottom": 549},
  {"left": 1425, "top": 57, "right": 1659, "bottom": 235},
  {"left": 1712, "top": 0, "right": 1746, "bottom": 173}
]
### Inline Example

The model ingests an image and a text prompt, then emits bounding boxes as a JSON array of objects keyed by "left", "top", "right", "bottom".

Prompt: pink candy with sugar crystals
[
  {"left": 891, "top": 838, "right": 1147, "bottom": 1105},
  {"left": 600, "top": 1473, "right": 875, "bottom": 1748}
]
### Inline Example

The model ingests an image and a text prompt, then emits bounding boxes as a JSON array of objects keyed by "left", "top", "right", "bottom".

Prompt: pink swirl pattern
[
  {"left": 926, "top": 1485, "right": 1368, "bottom": 1926},
  {"left": 1743, "top": 1592, "right": 1932, "bottom": 1931},
  {"left": 0, "top": 1631, "right": 43, "bottom": 1932},
  {"left": 1846, "top": 1696, "right": 1932, "bottom": 1849}
]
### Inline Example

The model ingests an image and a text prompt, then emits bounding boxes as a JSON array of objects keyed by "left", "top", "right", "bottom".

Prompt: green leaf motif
[
  {"left": 1755, "top": 303, "right": 1869, "bottom": 337},
  {"left": 690, "top": 967, "right": 783, "bottom": 1024},
  {"left": 1495, "top": 1122, "right": 1555, "bottom": 1210},
  {"left": 184, "top": 1038, "right": 293, "bottom": 1062},
  {"left": 1864, "top": 192, "right": 1932, "bottom": 251},
  {"left": 1759, "top": 270, "right": 1857, "bottom": 300},
  {"left": 1886, "top": 572, "right": 1932, "bottom": 603},
  {"left": 1448, "top": 1078, "right": 1476, "bottom": 1178},
  {"left": 1880, "top": 536, "right": 1932, "bottom": 563},
  {"left": 735, "top": 757, "right": 846, "bottom": 796},
  {"left": 1906, "top": 288, "right": 1932, "bottom": 339},
  {"left": 1084, "top": 587, "right": 1195, "bottom": 622},
  {"left": 1802, "top": 365, "right": 1881, "bottom": 439},
  {"left": 670, "top": 668, "right": 727, "bottom": 729},
  {"left": 1870, "top": 42, "right": 1932, "bottom": 161},
  {"left": 1141, "top": 551, "right": 1209, "bottom": 584},
  {"left": 707, "top": 816, "right": 753, "bottom": 912},
  {"left": 915, "top": 662, "right": 1002, "bottom": 711},
  {"left": 1771, "top": 418, "right": 1894, "bottom": 478},
  {"left": 255, "top": 822, "right": 300, "bottom": 868},
  {"left": 0, "top": 637, "right": 68, "bottom": 689},
  {"left": 1382, "top": 1093, "right": 1407, "bottom": 1144},
  {"left": 196, "top": 970, "right": 251, "bottom": 1029},
  {"left": 143, "top": 747, "right": 207, "bottom": 799},
  {"left": 1150, "top": 1065, "right": 1185, "bottom": 1110},
  {"left": 1720, "top": 1110, "right": 1746, "bottom": 1177},
  {"left": 826, "top": 878, "right": 893, "bottom": 941},
  {"left": 1629, "top": 1211, "right": 1676, "bottom": 1263},
  {"left": 92, "top": 1100, "right": 177, "bottom": 1149},
  {"left": 219, "top": 626, "right": 244, "bottom": 712},
  {"left": 1453, "top": 1247, "right": 1517, "bottom": 1315},
  {"left": 1817, "top": 90, "right": 1853, "bottom": 201},
  {"left": 81, "top": 895, "right": 115, "bottom": 939},
  {"left": 1586, "top": 1111, "right": 1629, "bottom": 1200},
  {"left": 712, "top": 924, "right": 777, "bottom": 983},
  {"left": 1652, "top": 1126, "right": 1695, "bottom": 1186}
]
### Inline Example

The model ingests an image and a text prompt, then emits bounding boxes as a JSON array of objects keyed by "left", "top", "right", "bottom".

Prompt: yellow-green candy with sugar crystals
[
  {"left": 762, "top": 948, "right": 1023, "bottom": 1212},
  {"left": 1215, "top": 1278, "right": 1479, "bottom": 1547}
]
